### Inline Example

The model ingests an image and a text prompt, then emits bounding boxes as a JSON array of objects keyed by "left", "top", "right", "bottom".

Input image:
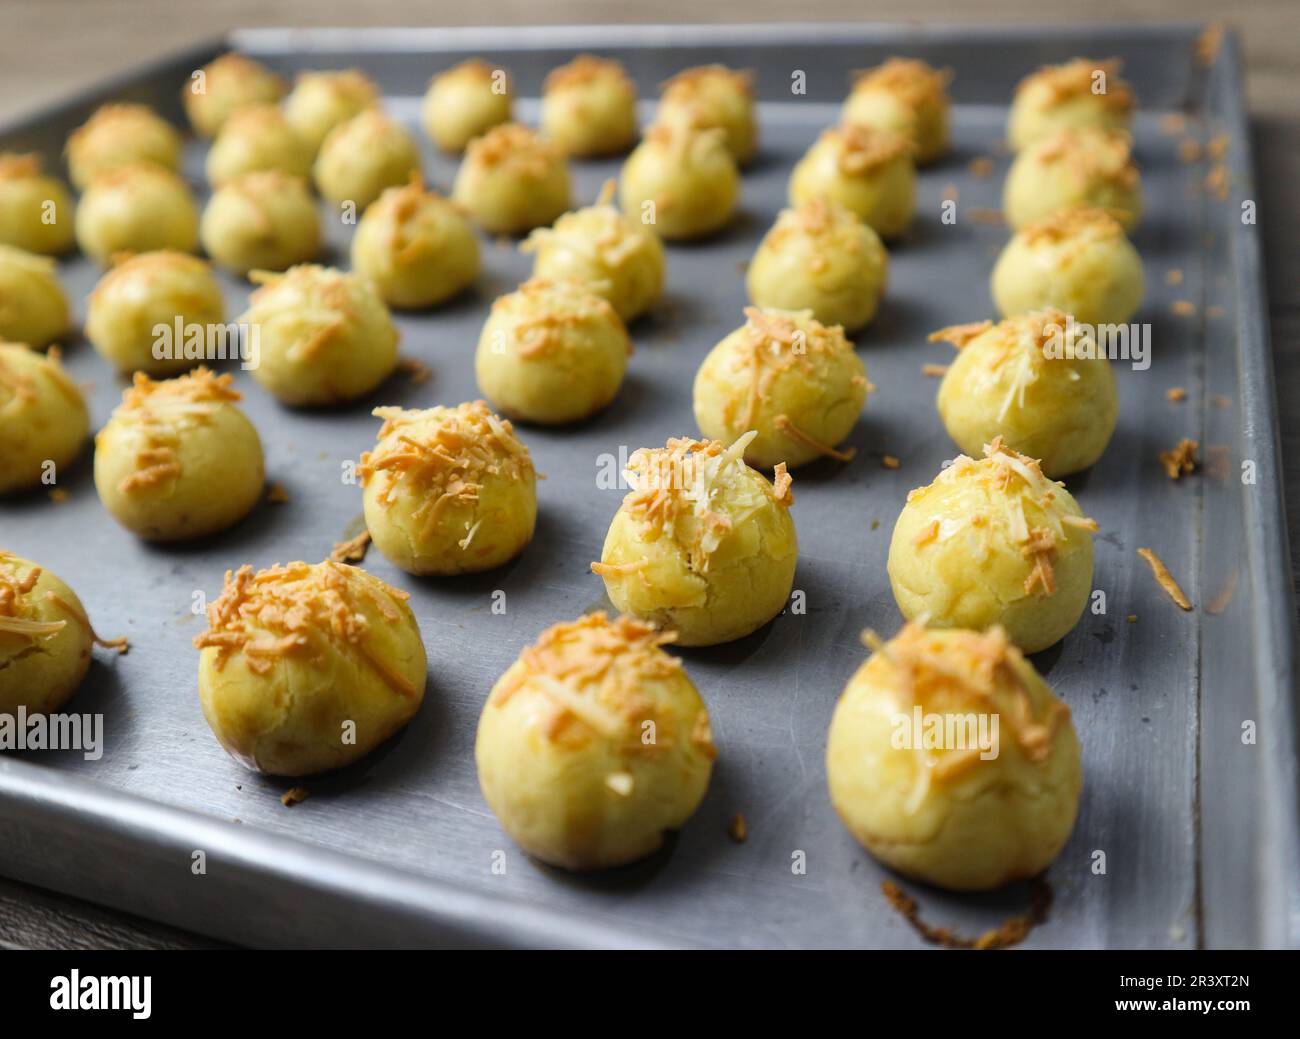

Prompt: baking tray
[{"left": 0, "top": 22, "right": 1295, "bottom": 950}]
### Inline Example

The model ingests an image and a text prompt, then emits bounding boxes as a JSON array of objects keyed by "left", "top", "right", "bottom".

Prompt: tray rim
[{"left": 0, "top": 20, "right": 1293, "bottom": 950}]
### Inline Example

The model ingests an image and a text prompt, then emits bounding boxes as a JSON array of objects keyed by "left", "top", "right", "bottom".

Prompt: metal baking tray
[{"left": 0, "top": 23, "right": 1295, "bottom": 949}]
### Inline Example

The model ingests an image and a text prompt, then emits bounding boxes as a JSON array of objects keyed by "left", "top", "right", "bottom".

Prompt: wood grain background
[{"left": 0, "top": 0, "right": 1295, "bottom": 949}]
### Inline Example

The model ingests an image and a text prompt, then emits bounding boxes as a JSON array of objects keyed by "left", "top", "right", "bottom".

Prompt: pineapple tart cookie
[
  {"left": 1003, "top": 126, "right": 1142, "bottom": 231},
  {"left": 476, "top": 611, "right": 716, "bottom": 870},
  {"left": 522, "top": 180, "right": 665, "bottom": 322},
  {"left": 746, "top": 196, "right": 889, "bottom": 332},
  {"left": 788, "top": 123, "right": 916, "bottom": 239},
  {"left": 94, "top": 368, "right": 264, "bottom": 541},
  {"left": 0, "top": 245, "right": 70, "bottom": 347},
  {"left": 422, "top": 59, "right": 512, "bottom": 154},
  {"left": 541, "top": 55, "right": 639, "bottom": 158},
  {"left": 843, "top": 58, "right": 952, "bottom": 165},
  {"left": 618, "top": 121, "right": 739, "bottom": 241},
  {"left": 826, "top": 622, "right": 1082, "bottom": 890},
  {"left": 656, "top": 64, "right": 757, "bottom": 164},
  {"left": 1008, "top": 57, "right": 1135, "bottom": 151},
  {"left": 990, "top": 207, "right": 1144, "bottom": 327},
  {"left": 205, "top": 103, "right": 313, "bottom": 188},
  {"left": 0, "top": 552, "right": 127, "bottom": 715},
  {"left": 360, "top": 401, "right": 536, "bottom": 576},
  {"left": 238, "top": 264, "right": 399, "bottom": 406},
  {"left": 593, "top": 433, "right": 798, "bottom": 646},
  {"left": 887, "top": 439, "right": 1098, "bottom": 654},
  {"left": 74, "top": 164, "right": 199, "bottom": 265},
  {"left": 0, "top": 153, "right": 75, "bottom": 255},
  {"left": 183, "top": 52, "right": 287, "bottom": 139},
  {"left": 452, "top": 123, "right": 571, "bottom": 235},
  {"left": 85, "top": 251, "right": 224, "bottom": 376},
  {"left": 284, "top": 68, "right": 381, "bottom": 155},
  {"left": 194, "top": 560, "right": 427, "bottom": 776},
  {"left": 314, "top": 108, "right": 422, "bottom": 211},
  {"left": 694, "top": 307, "right": 871, "bottom": 469},
  {"left": 65, "top": 103, "right": 182, "bottom": 190},
  {"left": 475, "top": 277, "right": 629, "bottom": 425},
  {"left": 350, "top": 177, "right": 479, "bottom": 310},
  {"left": 932, "top": 310, "right": 1118, "bottom": 478},
  {"left": 200, "top": 170, "right": 321, "bottom": 275},
  {"left": 0, "top": 342, "right": 88, "bottom": 495}
]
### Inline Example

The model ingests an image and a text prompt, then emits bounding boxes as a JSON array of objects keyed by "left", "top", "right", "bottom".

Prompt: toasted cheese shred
[
  {"left": 193, "top": 560, "right": 414, "bottom": 694},
  {"left": 492, "top": 612, "right": 700, "bottom": 748},
  {"left": 1159, "top": 438, "right": 1199, "bottom": 480},
  {"left": 1137, "top": 548, "right": 1193, "bottom": 610},
  {"left": 773, "top": 413, "right": 856, "bottom": 462}
]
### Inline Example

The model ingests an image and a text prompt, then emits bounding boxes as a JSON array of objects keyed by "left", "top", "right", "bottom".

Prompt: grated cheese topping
[
  {"left": 545, "top": 54, "right": 635, "bottom": 95},
  {"left": 822, "top": 123, "right": 914, "bottom": 175},
  {"left": 909, "top": 437, "right": 1097, "bottom": 597},
  {"left": 850, "top": 58, "right": 952, "bottom": 109},
  {"left": 598, "top": 433, "right": 793, "bottom": 573},
  {"left": 492, "top": 277, "right": 627, "bottom": 360},
  {"left": 491, "top": 610, "right": 714, "bottom": 754},
  {"left": 863, "top": 621, "right": 1071, "bottom": 781},
  {"left": 464, "top": 122, "right": 561, "bottom": 178},
  {"left": 521, "top": 180, "right": 652, "bottom": 269},
  {"left": 193, "top": 560, "right": 417, "bottom": 696},
  {"left": 0, "top": 152, "right": 43, "bottom": 181},
  {"left": 358, "top": 400, "right": 533, "bottom": 542},
  {"left": 1032, "top": 126, "right": 1140, "bottom": 192},
  {"left": 1017, "top": 57, "right": 1135, "bottom": 113}
]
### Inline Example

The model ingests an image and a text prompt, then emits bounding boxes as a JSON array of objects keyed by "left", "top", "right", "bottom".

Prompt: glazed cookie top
[
  {"left": 857, "top": 622, "right": 1072, "bottom": 779},
  {"left": 544, "top": 54, "right": 635, "bottom": 95},
  {"left": 102, "top": 367, "right": 243, "bottom": 494},
  {"left": 905, "top": 436, "right": 1098, "bottom": 597},
  {"left": 359, "top": 401, "right": 533, "bottom": 527},
  {"left": 1029, "top": 127, "right": 1140, "bottom": 190},
  {"left": 1015, "top": 57, "right": 1135, "bottom": 114},
  {"left": 929, "top": 308, "right": 1103, "bottom": 420},
  {"left": 850, "top": 58, "right": 952, "bottom": 108},
  {"left": 718, "top": 307, "right": 869, "bottom": 428},
  {"left": 491, "top": 277, "right": 627, "bottom": 353},
  {"left": 193, "top": 560, "right": 418, "bottom": 695},
  {"left": 463, "top": 122, "right": 562, "bottom": 176},
  {"left": 819, "top": 123, "right": 913, "bottom": 174},
  {"left": 490, "top": 610, "right": 716, "bottom": 751},
  {"left": 615, "top": 433, "right": 794, "bottom": 568}
]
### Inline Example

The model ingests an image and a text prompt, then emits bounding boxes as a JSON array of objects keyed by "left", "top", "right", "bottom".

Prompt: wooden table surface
[{"left": 0, "top": 0, "right": 1295, "bottom": 949}]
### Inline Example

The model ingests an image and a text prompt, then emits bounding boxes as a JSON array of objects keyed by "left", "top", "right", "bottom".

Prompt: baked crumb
[
  {"left": 1177, "top": 139, "right": 1203, "bottom": 163},
  {"left": 728, "top": 812, "right": 748, "bottom": 843},
  {"left": 330, "top": 530, "right": 372, "bottom": 564},
  {"left": 881, "top": 877, "right": 1051, "bottom": 950},
  {"left": 968, "top": 156, "right": 994, "bottom": 178},
  {"left": 281, "top": 786, "right": 310, "bottom": 807},
  {"left": 966, "top": 207, "right": 1004, "bottom": 225},
  {"left": 922, "top": 363, "right": 949, "bottom": 377},
  {"left": 1159, "top": 438, "right": 1199, "bottom": 480},
  {"left": 396, "top": 356, "right": 433, "bottom": 384},
  {"left": 266, "top": 482, "right": 290, "bottom": 504},
  {"left": 1165, "top": 269, "right": 1184, "bottom": 286},
  {"left": 1197, "top": 24, "right": 1225, "bottom": 68},
  {"left": 882, "top": 454, "right": 900, "bottom": 470},
  {"left": 1171, "top": 300, "right": 1197, "bottom": 317},
  {"left": 1205, "top": 164, "right": 1229, "bottom": 200},
  {"left": 1159, "top": 113, "right": 1187, "bottom": 137},
  {"left": 48, "top": 488, "right": 69, "bottom": 504},
  {"left": 1165, "top": 387, "right": 1187, "bottom": 402},
  {"left": 1137, "top": 548, "right": 1193, "bottom": 610}
]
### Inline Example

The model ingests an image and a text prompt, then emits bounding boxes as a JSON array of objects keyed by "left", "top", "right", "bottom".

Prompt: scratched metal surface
[{"left": 0, "top": 24, "right": 1293, "bottom": 948}]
